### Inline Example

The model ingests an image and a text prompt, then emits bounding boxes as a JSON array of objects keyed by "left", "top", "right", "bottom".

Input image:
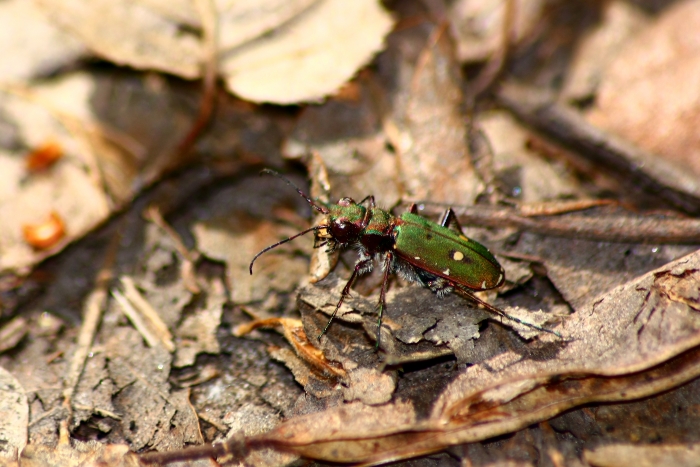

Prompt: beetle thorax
[{"left": 317, "top": 200, "right": 368, "bottom": 248}]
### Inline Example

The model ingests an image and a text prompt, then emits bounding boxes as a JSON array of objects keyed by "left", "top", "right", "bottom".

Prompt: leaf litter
[
  {"left": 239, "top": 251, "right": 700, "bottom": 465},
  {"left": 2, "top": 1, "right": 700, "bottom": 466}
]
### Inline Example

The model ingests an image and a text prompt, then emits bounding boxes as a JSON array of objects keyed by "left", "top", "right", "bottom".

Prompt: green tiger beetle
[{"left": 249, "top": 169, "right": 561, "bottom": 349}]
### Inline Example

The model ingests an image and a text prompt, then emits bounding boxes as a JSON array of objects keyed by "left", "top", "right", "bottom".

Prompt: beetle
[{"left": 249, "top": 169, "right": 559, "bottom": 349}]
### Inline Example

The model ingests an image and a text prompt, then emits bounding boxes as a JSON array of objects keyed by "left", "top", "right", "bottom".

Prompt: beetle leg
[
  {"left": 318, "top": 257, "right": 373, "bottom": 341},
  {"left": 455, "top": 287, "right": 562, "bottom": 338},
  {"left": 375, "top": 252, "right": 393, "bottom": 350},
  {"left": 358, "top": 195, "right": 376, "bottom": 209},
  {"left": 440, "top": 208, "right": 465, "bottom": 236},
  {"left": 358, "top": 195, "right": 376, "bottom": 229}
]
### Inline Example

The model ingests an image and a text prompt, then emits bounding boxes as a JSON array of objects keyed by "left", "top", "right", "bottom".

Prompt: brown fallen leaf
[
  {"left": 587, "top": 0, "right": 700, "bottom": 179},
  {"left": 222, "top": 0, "right": 395, "bottom": 104},
  {"left": 37, "top": 0, "right": 202, "bottom": 79}
]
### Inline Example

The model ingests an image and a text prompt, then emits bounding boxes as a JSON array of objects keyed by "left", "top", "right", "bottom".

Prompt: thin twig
[
  {"left": 417, "top": 204, "right": 700, "bottom": 244},
  {"left": 496, "top": 83, "right": 700, "bottom": 216},
  {"left": 60, "top": 229, "right": 121, "bottom": 438},
  {"left": 112, "top": 289, "right": 160, "bottom": 348},
  {"left": 119, "top": 276, "right": 176, "bottom": 351}
]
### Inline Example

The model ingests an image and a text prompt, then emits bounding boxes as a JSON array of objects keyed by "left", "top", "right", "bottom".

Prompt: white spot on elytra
[
  {"left": 414, "top": 256, "right": 421, "bottom": 260},
  {"left": 452, "top": 251, "right": 464, "bottom": 261},
  {"left": 443, "top": 268, "right": 450, "bottom": 276},
  {"left": 481, "top": 280, "right": 487, "bottom": 289}
]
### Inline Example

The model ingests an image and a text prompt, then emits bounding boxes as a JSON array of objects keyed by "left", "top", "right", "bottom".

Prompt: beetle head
[{"left": 325, "top": 198, "right": 367, "bottom": 244}]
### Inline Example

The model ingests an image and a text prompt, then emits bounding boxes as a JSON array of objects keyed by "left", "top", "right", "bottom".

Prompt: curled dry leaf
[
  {"left": 306, "top": 153, "right": 339, "bottom": 284},
  {"left": 248, "top": 400, "right": 418, "bottom": 463},
  {"left": 21, "top": 211, "right": 65, "bottom": 250},
  {"left": 244, "top": 250, "right": 700, "bottom": 465},
  {"left": 236, "top": 317, "right": 398, "bottom": 404},
  {"left": 234, "top": 317, "right": 346, "bottom": 380}
]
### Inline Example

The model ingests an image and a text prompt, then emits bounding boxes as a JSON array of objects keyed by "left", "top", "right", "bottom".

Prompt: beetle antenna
[
  {"left": 249, "top": 225, "right": 325, "bottom": 274},
  {"left": 260, "top": 169, "right": 329, "bottom": 214}
]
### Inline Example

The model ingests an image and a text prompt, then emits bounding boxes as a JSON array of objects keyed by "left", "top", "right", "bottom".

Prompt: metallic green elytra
[
  {"left": 394, "top": 212, "right": 504, "bottom": 292},
  {"left": 249, "top": 169, "right": 557, "bottom": 350}
]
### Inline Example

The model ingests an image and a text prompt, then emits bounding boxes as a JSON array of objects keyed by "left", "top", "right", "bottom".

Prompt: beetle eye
[
  {"left": 338, "top": 197, "right": 355, "bottom": 207},
  {"left": 330, "top": 219, "right": 360, "bottom": 242}
]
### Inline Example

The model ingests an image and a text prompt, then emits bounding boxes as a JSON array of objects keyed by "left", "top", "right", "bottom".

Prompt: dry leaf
[
  {"left": 38, "top": 0, "right": 393, "bottom": 104},
  {"left": 221, "top": 0, "right": 394, "bottom": 103},
  {"left": 588, "top": 0, "right": 700, "bottom": 178},
  {"left": 249, "top": 400, "right": 418, "bottom": 463},
  {"left": 0, "top": 0, "right": 86, "bottom": 81},
  {"left": 342, "top": 367, "right": 395, "bottom": 405},
  {"left": 479, "top": 111, "right": 582, "bottom": 202},
  {"left": 37, "top": 0, "right": 202, "bottom": 79},
  {"left": 192, "top": 174, "right": 314, "bottom": 304},
  {"left": 0, "top": 77, "right": 111, "bottom": 273}
]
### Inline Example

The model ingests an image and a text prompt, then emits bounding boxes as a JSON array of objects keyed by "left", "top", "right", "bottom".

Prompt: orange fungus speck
[{"left": 22, "top": 211, "right": 66, "bottom": 249}]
